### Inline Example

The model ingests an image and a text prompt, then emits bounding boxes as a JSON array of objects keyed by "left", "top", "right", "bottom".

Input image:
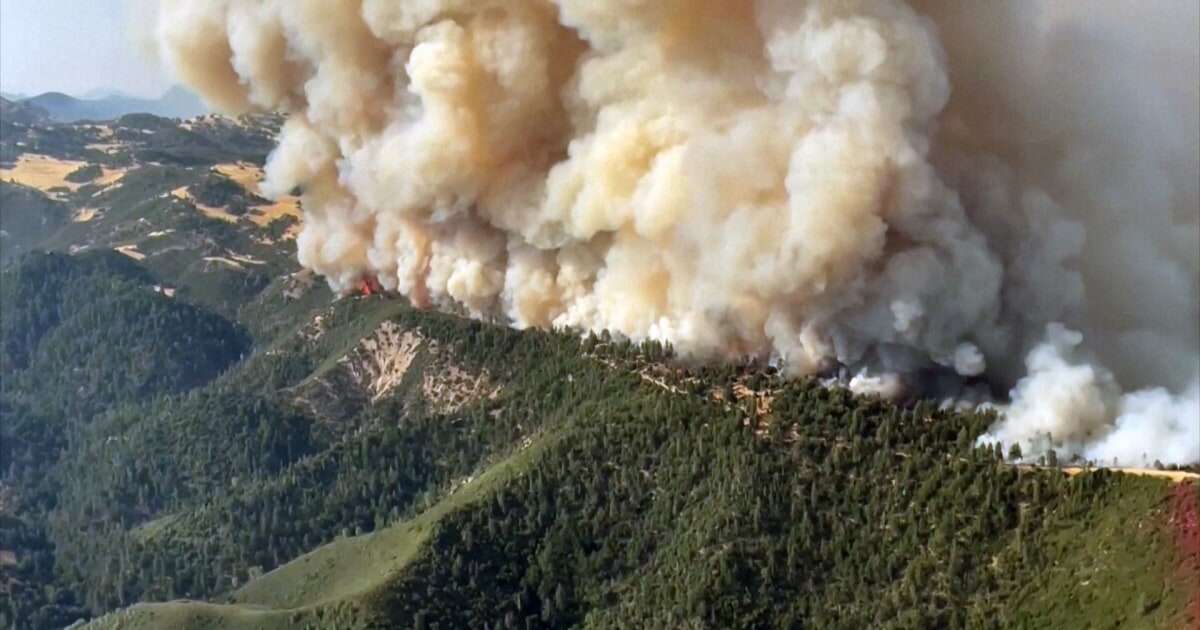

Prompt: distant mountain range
[
  {"left": 78, "top": 87, "right": 135, "bottom": 100},
  {"left": 1, "top": 86, "right": 208, "bottom": 123},
  {"left": 0, "top": 96, "right": 50, "bottom": 125}
]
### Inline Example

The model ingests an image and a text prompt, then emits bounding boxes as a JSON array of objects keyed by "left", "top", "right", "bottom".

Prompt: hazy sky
[{"left": 0, "top": 0, "right": 171, "bottom": 98}]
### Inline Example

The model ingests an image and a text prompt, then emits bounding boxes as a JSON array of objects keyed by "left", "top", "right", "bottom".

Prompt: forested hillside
[
  {"left": 0, "top": 108, "right": 1195, "bottom": 630},
  {"left": 0, "top": 251, "right": 253, "bottom": 628},
  {"left": 0, "top": 112, "right": 327, "bottom": 628},
  {"left": 1, "top": 251, "right": 1196, "bottom": 630}
]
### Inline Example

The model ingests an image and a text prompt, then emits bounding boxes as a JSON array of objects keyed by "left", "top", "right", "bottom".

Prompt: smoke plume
[{"left": 154, "top": 0, "right": 1199, "bottom": 464}]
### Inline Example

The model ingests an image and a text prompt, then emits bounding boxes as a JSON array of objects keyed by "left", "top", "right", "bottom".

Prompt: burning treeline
[{"left": 153, "top": 0, "right": 1199, "bottom": 464}]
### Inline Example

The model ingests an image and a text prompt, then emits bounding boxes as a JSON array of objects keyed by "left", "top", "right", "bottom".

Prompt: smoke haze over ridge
[{"left": 153, "top": 0, "right": 1199, "bottom": 464}]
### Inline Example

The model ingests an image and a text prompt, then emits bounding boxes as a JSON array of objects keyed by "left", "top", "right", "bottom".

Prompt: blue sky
[{"left": 1, "top": 0, "right": 171, "bottom": 98}]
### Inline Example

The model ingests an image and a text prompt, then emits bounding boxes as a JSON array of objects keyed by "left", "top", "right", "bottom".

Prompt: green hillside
[
  {"left": 81, "top": 334, "right": 1197, "bottom": 630},
  {"left": 0, "top": 251, "right": 254, "bottom": 629},
  {"left": 85, "top": 461, "right": 1194, "bottom": 630},
  {"left": 1, "top": 248, "right": 1194, "bottom": 629}
]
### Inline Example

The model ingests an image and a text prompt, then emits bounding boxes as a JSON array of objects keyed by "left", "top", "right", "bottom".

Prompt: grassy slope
[
  {"left": 235, "top": 431, "right": 557, "bottom": 610},
  {"left": 1011, "top": 476, "right": 1191, "bottom": 630},
  {"left": 83, "top": 431, "right": 558, "bottom": 630}
]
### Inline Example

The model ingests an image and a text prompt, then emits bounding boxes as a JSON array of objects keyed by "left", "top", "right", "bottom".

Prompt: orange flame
[{"left": 358, "top": 276, "right": 382, "bottom": 296}]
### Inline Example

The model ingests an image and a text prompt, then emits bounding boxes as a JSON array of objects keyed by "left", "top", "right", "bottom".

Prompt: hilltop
[
  {"left": 6, "top": 87, "right": 207, "bottom": 124},
  {"left": 0, "top": 97, "right": 48, "bottom": 126},
  {"left": 0, "top": 115, "right": 1196, "bottom": 630}
]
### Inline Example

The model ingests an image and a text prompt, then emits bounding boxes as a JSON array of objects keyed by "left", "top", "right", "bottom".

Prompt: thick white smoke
[{"left": 153, "top": 0, "right": 1199, "bottom": 464}]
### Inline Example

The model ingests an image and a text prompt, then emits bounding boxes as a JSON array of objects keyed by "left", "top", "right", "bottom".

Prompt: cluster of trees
[
  {"left": 131, "top": 114, "right": 279, "bottom": 167},
  {"left": 64, "top": 164, "right": 103, "bottom": 184},
  {"left": 191, "top": 172, "right": 267, "bottom": 216}
]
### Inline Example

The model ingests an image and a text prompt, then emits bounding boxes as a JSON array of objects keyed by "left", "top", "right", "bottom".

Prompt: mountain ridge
[{"left": 12, "top": 86, "right": 207, "bottom": 123}]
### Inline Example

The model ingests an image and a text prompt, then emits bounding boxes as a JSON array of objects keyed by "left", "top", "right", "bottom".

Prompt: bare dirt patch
[
  {"left": 299, "top": 312, "right": 330, "bottom": 343},
  {"left": 333, "top": 320, "right": 500, "bottom": 412},
  {"left": 283, "top": 269, "right": 317, "bottom": 301},
  {"left": 422, "top": 362, "right": 500, "bottom": 415},
  {"left": 342, "top": 321, "right": 424, "bottom": 403},
  {"left": 202, "top": 256, "right": 246, "bottom": 270},
  {"left": 225, "top": 251, "right": 266, "bottom": 266},
  {"left": 115, "top": 245, "right": 147, "bottom": 261},
  {"left": 85, "top": 142, "right": 124, "bottom": 154},
  {"left": 74, "top": 207, "right": 103, "bottom": 222}
]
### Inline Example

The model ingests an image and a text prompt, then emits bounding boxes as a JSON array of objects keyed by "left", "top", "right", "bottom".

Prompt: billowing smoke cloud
[{"left": 154, "top": 0, "right": 1199, "bottom": 464}]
